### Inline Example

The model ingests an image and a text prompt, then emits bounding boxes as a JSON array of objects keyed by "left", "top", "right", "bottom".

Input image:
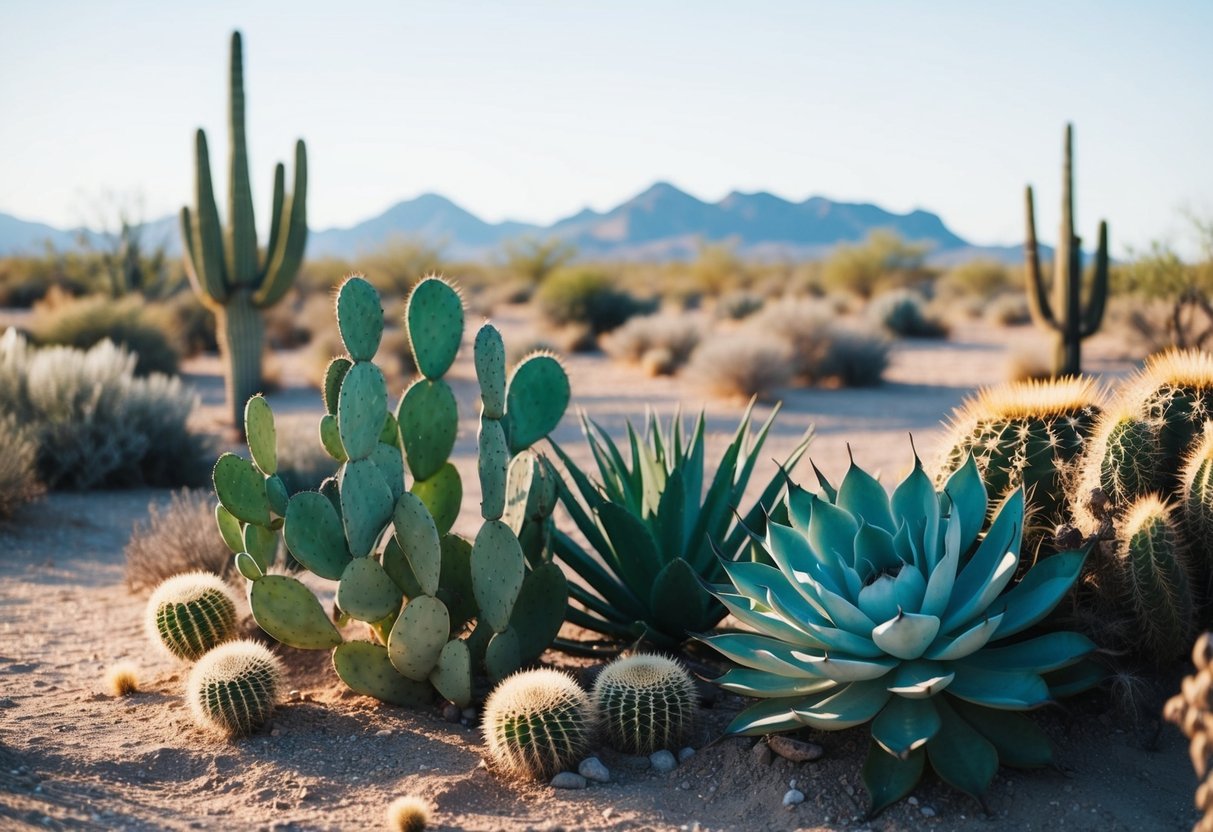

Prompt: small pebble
[
  {"left": 650, "top": 750, "right": 677, "bottom": 773},
  {"left": 769, "top": 736, "right": 824, "bottom": 763},
  {"left": 550, "top": 772, "right": 587, "bottom": 790},
  {"left": 442, "top": 704, "right": 461, "bottom": 723},
  {"left": 578, "top": 757, "right": 610, "bottom": 783},
  {"left": 783, "top": 789, "right": 805, "bottom": 807},
  {"left": 680, "top": 781, "right": 691, "bottom": 790},
  {"left": 602, "top": 808, "right": 613, "bottom": 821},
  {"left": 374, "top": 729, "right": 392, "bottom": 737},
  {"left": 678, "top": 747, "right": 695, "bottom": 763},
  {"left": 921, "top": 806, "right": 936, "bottom": 818},
  {"left": 751, "top": 742, "right": 773, "bottom": 766},
  {"left": 908, "top": 796, "right": 919, "bottom": 806}
]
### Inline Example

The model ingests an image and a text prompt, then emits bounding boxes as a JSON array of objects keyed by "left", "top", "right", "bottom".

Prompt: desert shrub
[
  {"left": 163, "top": 291, "right": 217, "bottom": 355},
  {"left": 984, "top": 293, "right": 1032, "bottom": 326},
  {"left": 714, "top": 290, "right": 765, "bottom": 321},
  {"left": 262, "top": 290, "right": 316, "bottom": 350},
  {"left": 501, "top": 236, "right": 577, "bottom": 284},
  {"left": 603, "top": 313, "right": 702, "bottom": 373},
  {"left": 0, "top": 250, "right": 97, "bottom": 307},
  {"left": 690, "top": 242, "right": 746, "bottom": 295},
  {"left": 867, "top": 289, "right": 949, "bottom": 338},
  {"left": 536, "top": 268, "right": 655, "bottom": 335},
  {"left": 30, "top": 292, "right": 181, "bottom": 376},
  {"left": 124, "top": 489, "right": 236, "bottom": 594},
  {"left": 1005, "top": 343, "right": 1053, "bottom": 381},
  {"left": 821, "top": 230, "right": 933, "bottom": 298},
  {"left": 0, "top": 330, "right": 209, "bottom": 490},
  {"left": 304, "top": 324, "right": 415, "bottom": 390},
  {"left": 0, "top": 416, "right": 42, "bottom": 520},
  {"left": 753, "top": 299, "right": 891, "bottom": 387},
  {"left": 687, "top": 332, "right": 792, "bottom": 400},
  {"left": 355, "top": 238, "right": 447, "bottom": 297},
  {"left": 937, "top": 258, "right": 1015, "bottom": 299}
]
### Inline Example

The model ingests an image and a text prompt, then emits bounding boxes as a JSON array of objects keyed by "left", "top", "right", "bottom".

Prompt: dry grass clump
[
  {"left": 305, "top": 324, "right": 415, "bottom": 391},
  {"left": 750, "top": 299, "right": 891, "bottom": 387},
  {"left": 125, "top": 489, "right": 237, "bottom": 594},
  {"left": 866, "top": 289, "right": 949, "bottom": 339},
  {"left": 985, "top": 293, "right": 1032, "bottom": 326},
  {"left": 385, "top": 796, "right": 431, "bottom": 832},
  {"left": 713, "top": 290, "right": 765, "bottom": 321},
  {"left": 1005, "top": 342, "right": 1055, "bottom": 381},
  {"left": 686, "top": 331, "right": 793, "bottom": 401},
  {"left": 0, "top": 416, "right": 42, "bottom": 520},
  {"left": 604, "top": 313, "right": 703, "bottom": 375},
  {"left": 30, "top": 291, "right": 182, "bottom": 376},
  {"left": 104, "top": 662, "right": 140, "bottom": 697}
]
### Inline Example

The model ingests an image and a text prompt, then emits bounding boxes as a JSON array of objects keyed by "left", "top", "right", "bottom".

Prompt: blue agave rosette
[{"left": 701, "top": 449, "right": 1102, "bottom": 814}]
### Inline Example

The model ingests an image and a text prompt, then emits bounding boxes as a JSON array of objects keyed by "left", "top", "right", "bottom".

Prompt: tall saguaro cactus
[
  {"left": 1024, "top": 123, "right": 1109, "bottom": 377},
  {"left": 180, "top": 31, "right": 307, "bottom": 427}
]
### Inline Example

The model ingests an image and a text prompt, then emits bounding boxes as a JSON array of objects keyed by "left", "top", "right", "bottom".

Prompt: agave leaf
[
  {"left": 635, "top": 422, "right": 667, "bottom": 518},
  {"left": 703, "top": 632, "right": 825, "bottom": 678},
  {"left": 872, "top": 695, "right": 941, "bottom": 758},
  {"left": 808, "top": 496, "right": 860, "bottom": 569},
  {"left": 892, "top": 562, "right": 928, "bottom": 613},
  {"left": 714, "top": 589, "right": 826, "bottom": 648},
  {"left": 941, "top": 489, "right": 1025, "bottom": 632},
  {"left": 684, "top": 412, "right": 706, "bottom": 516},
  {"left": 950, "top": 698, "right": 1053, "bottom": 769},
  {"left": 718, "top": 434, "right": 811, "bottom": 567},
  {"left": 919, "top": 511, "right": 962, "bottom": 618},
  {"left": 684, "top": 430, "right": 745, "bottom": 574},
  {"left": 891, "top": 456, "right": 935, "bottom": 569},
  {"left": 857, "top": 574, "right": 901, "bottom": 624},
  {"left": 649, "top": 558, "right": 716, "bottom": 638},
  {"left": 838, "top": 457, "right": 895, "bottom": 533},
  {"left": 942, "top": 454, "right": 988, "bottom": 557},
  {"left": 962, "top": 631, "right": 1096, "bottom": 674},
  {"left": 992, "top": 551, "right": 1087, "bottom": 638},
  {"left": 724, "top": 696, "right": 807, "bottom": 735},
  {"left": 926, "top": 697, "right": 999, "bottom": 802},
  {"left": 812, "top": 460, "right": 838, "bottom": 503},
  {"left": 887, "top": 659, "right": 955, "bottom": 698},
  {"left": 793, "top": 678, "right": 893, "bottom": 729},
  {"left": 549, "top": 439, "right": 606, "bottom": 512},
  {"left": 813, "top": 579, "right": 878, "bottom": 635},
  {"left": 553, "top": 529, "right": 647, "bottom": 619},
  {"left": 787, "top": 480, "right": 814, "bottom": 533},
  {"left": 1042, "top": 657, "right": 1105, "bottom": 698},
  {"left": 789, "top": 651, "right": 898, "bottom": 683},
  {"left": 713, "top": 667, "right": 837, "bottom": 699},
  {"left": 872, "top": 612, "right": 941, "bottom": 661},
  {"left": 764, "top": 588, "right": 887, "bottom": 657},
  {"left": 596, "top": 502, "right": 662, "bottom": 593},
  {"left": 655, "top": 467, "right": 687, "bottom": 563},
  {"left": 853, "top": 521, "right": 901, "bottom": 582},
  {"left": 923, "top": 613, "right": 1003, "bottom": 661},
  {"left": 565, "top": 603, "right": 635, "bottom": 638},
  {"left": 766, "top": 522, "right": 843, "bottom": 597},
  {"left": 863, "top": 742, "right": 926, "bottom": 817},
  {"left": 718, "top": 559, "right": 787, "bottom": 607},
  {"left": 948, "top": 665, "right": 1050, "bottom": 710}
]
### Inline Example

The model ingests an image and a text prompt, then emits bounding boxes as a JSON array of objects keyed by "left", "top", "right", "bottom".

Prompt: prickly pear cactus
[
  {"left": 211, "top": 275, "right": 570, "bottom": 709},
  {"left": 592, "top": 653, "right": 696, "bottom": 754},
  {"left": 145, "top": 572, "right": 239, "bottom": 661},
  {"left": 482, "top": 668, "right": 595, "bottom": 780},
  {"left": 187, "top": 639, "right": 283, "bottom": 736}
]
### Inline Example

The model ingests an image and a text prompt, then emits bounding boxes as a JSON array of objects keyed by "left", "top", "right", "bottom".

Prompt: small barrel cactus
[
  {"left": 1115, "top": 496, "right": 1194, "bottom": 660},
  {"left": 386, "top": 796, "right": 430, "bottom": 832},
  {"left": 187, "top": 639, "right": 283, "bottom": 736},
  {"left": 1070, "top": 407, "right": 1162, "bottom": 533},
  {"left": 593, "top": 653, "right": 697, "bottom": 754},
  {"left": 482, "top": 668, "right": 595, "bottom": 780},
  {"left": 1120, "top": 349, "right": 1213, "bottom": 494},
  {"left": 145, "top": 572, "right": 239, "bottom": 661}
]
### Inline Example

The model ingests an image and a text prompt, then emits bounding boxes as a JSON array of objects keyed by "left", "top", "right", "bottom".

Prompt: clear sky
[{"left": 1, "top": 1, "right": 1211, "bottom": 255}]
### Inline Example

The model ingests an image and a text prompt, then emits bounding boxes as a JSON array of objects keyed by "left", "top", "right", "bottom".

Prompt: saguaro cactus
[
  {"left": 180, "top": 31, "right": 307, "bottom": 428},
  {"left": 1024, "top": 123, "right": 1109, "bottom": 377}
]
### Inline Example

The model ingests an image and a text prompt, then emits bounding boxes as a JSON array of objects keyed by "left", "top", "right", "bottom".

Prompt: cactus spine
[
  {"left": 1025, "top": 123, "right": 1109, "bottom": 377},
  {"left": 1116, "top": 496, "right": 1194, "bottom": 659},
  {"left": 180, "top": 31, "right": 307, "bottom": 428},
  {"left": 145, "top": 572, "right": 239, "bottom": 661},
  {"left": 593, "top": 653, "right": 697, "bottom": 754},
  {"left": 482, "top": 668, "right": 595, "bottom": 780},
  {"left": 212, "top": 275, "right": 570, "bottom": 709},
  {"left": 187, "top": 639, "right": 283, "bottom": 736}
]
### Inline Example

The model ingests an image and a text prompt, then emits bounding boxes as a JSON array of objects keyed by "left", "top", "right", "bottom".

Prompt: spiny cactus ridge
[
  {"left": 593, "top": 653, "right": 697, "bottom": 754},
  {"left": 187, "top": 639, "right": 283, "bottom": 736},
  {"left": 482, "top": 668, "right": 595, "bottom": 780},
  {"left": 145, "top": 572, "right": 239, "bottom": 661}
]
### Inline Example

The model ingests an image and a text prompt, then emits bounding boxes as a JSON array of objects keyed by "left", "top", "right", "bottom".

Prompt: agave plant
[
  {"left": 550, "top": 401, "right": 812, "bottom": 652},
  {"left": 701, "top": 447, "right": 1101, "bottom": 814}
]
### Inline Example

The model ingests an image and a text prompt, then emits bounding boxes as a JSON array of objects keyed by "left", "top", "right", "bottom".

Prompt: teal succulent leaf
[{"left": 702, "top": 441, "right": 1090, "bottom": 812}]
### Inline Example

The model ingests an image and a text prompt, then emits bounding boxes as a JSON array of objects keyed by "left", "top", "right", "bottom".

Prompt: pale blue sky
[{"left": 1, "top": 1, "right": 1210, "bottom": 255}]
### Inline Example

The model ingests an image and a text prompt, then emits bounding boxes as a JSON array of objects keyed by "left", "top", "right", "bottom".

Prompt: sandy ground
[{"left": 0, "top": 308, "right": 1199, "bottom": 831}]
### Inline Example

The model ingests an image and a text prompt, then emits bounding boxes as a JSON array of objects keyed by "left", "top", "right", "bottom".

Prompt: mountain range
[{"left": 0, "top": 182, "right": 1027, "bottom": 264}]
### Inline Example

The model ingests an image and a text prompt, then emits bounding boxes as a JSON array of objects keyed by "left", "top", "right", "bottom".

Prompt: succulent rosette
[{"left": 701, "top": 449, "right": 1101, "bottom": 813}]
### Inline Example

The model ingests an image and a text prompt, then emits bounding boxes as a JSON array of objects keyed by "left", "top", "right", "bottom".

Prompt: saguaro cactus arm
[
  {"left": 227, "top": 31, "right": 258, "bottom": 285},
  {"left": 253, "top": 139, "right": 308, "bottom": 309},
  {"left": 1080, "top": 220, "right": 1110, "bottom": 338},
  {"left": 1024, "top": 185, "right": 1056, "bottom": 330}
]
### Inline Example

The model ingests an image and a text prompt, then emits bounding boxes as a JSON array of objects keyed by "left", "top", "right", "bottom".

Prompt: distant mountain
[{"left": 0, "top": 183, "right": 1029, "bottom": 264}]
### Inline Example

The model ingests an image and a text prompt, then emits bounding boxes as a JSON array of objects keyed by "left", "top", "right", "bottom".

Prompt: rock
[
  {"left": 550, "top": 772, "right": 587, "bottom": 790},
  {"left": 908, "top": 796, "right": 919, "bottom": 806},
  {"left": 374, "top": 729, "right": 392, "bottom": 737},
  {"left": 920, "top": 806, "right": 936, "bottom": 818},
  {"left": 751, "top": 741, "right": 773, "bottom": 766},
  {"left": 783, "top": 789, "right": 805, "bottom": 807},
  {"left": 769, "top": 736, "right": 824, "bottom": 763},
  {"left": 678, "top": 747, "right": 695, "bottom": 763},
  {"left": 578, "top": 757, "right": 610, "bottom": 783},
  {"left": 650, "top": 750, "right": 677, "bottom": 773},
  {"left": 442, "top": 703, "right": 461, "bottom": 723},
  {"left": 602, "top": 808, "right": 613, "bottom": 821}
]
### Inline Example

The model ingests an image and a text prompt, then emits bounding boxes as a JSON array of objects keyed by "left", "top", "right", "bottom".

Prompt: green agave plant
[
  {"left": 701, "top": 447, "right": 1102, "bottom": 814},
  {"left": 550, "top": 401, "right": 811, "bottom": 653}
]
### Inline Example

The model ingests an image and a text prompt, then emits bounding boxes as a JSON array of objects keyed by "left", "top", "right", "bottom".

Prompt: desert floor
[{"left": 0, "top": 310, "right": 1199, "bottom": 831}]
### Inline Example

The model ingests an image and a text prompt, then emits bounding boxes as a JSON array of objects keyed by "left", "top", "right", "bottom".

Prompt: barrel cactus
[
  {"left": 1119, "top": 349, "right": 1213, "bottom": 493},
  {"left": 702, "top": 448, "right": 1098, "bottom": 814},
  {"left": 187, "top": 639, "right": 283, "bottom": 736},
  {"left": 1111, "top": 496, "right": 1194, "bottom": 659},
  {"left": 145, "top": 572, "right": 239, "bottom": 661},
  {"left": 482, "top": 668, "right": 595, "bottom": 780},
  {"left": 593, "top": 653, "right": 697, "bottom": 754},
  {"left": 211, "top": 275, "right": 570, "bottom": 708},
  {"left": 1070, "top": 406, "right": 1162, "bottom": 534},
  {"left": 937, "top": 377, "right": 1102, "bottom": 550},
  {"left": 179, "top": 31, "right": 307, "bottom": 429}
]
